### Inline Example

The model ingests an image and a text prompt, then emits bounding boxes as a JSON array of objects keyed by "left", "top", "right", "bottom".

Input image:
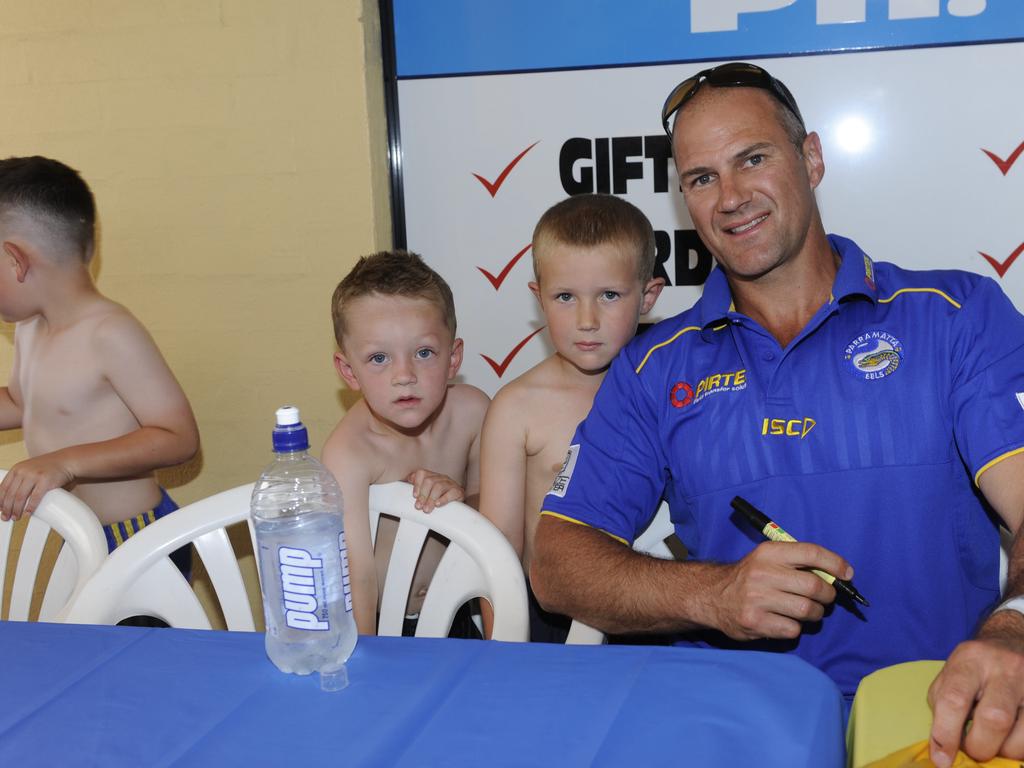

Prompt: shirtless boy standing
[
  {"left": 322, "top": 251, "right": 490, "bottom": 634},
  {"left": 0, "top": 156, "right": 199, "bottom": 559},
  {"left": 479, "top": 194, "right": 664, "bottom": 641}
]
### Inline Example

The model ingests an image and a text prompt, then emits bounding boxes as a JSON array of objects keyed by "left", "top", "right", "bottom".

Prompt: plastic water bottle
[{"left": 251, "top": 405, "right": 357, "bottom": 691}]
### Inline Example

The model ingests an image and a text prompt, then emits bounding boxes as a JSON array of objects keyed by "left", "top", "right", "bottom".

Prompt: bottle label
[
  {"left": 339, "top": 531, "right": 353, "bottom": 613},
  {"left": 278, "top": 546, "right": 330, "bottom": 631}
]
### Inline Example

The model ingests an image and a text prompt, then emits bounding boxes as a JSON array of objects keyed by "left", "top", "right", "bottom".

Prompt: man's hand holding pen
[{"left": 707, "top": 541, "right": 854, "bottom": 641}]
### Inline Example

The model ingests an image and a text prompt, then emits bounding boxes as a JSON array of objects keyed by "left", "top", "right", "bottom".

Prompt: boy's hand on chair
[
  {"left": 0, "top": 455, "right": 75, "bottom": 521},
  {"left": 406, "top": 470, "right": 464, "bottom": 513}
]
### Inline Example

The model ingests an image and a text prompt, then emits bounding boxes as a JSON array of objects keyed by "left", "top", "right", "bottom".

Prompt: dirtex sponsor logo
[
  {"left": 671, "top": 369, "right": 747, "bottom": 408},
  {"left": 844, "top": 331, "right": 903, "bottom": 380}
]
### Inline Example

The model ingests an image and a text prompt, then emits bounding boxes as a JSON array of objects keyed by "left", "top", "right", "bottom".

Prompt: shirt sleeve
[
  {"left": 948, "top": 275, "right": 1024, "bottom": 482},
  {"left": 540, "top": 348, "right": 668, "bottom": 544}
]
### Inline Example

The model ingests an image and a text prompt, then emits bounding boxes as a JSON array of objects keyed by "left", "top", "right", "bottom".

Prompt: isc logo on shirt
[
  {"left": 762, "top": 417, "right": 816, "bottom": 439},
  {"left": 548, "top": 444, "right": 580, "bottom": 498}
]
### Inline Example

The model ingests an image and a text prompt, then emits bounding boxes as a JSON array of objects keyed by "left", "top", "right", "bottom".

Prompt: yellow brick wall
[{"left": 0, "top": 0, "right": 390, "bottom": 624}]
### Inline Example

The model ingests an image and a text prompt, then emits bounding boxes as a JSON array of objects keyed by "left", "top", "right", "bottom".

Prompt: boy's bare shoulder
[
  {"left": 321, "top": 401, "right": 381, "bottom": 483},
  {"left": 444, "top": 382, "right": 490, "bottom": 420},
  {"left": 81, "top": 298, "right": 158, "bottom": 349},
  {"left": 322, "top": 400, "right": 376, "bottom": 457},
  {"left": 493, "top": 355, "right": 571, "bottom": 407}
]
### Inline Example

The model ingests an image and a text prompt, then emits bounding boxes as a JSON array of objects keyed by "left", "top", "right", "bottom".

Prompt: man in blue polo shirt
[{"left": 531, "top": 63, "right": 1024, "bottom": 767}]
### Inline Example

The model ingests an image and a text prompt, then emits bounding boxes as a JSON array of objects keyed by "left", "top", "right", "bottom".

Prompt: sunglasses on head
[{"left": 661, "top": 62, "right": 805, "bottom": 137}]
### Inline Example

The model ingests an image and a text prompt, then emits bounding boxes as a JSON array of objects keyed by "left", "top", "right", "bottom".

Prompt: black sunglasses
[{"left": 661, "top": 62, "right": 805, "bottom": 137}]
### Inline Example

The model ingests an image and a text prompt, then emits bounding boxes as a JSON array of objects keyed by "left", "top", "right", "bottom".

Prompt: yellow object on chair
[
  {"left": 849, "top": 659, "right": 1023, "bottom": 768},
  {"left": 865, "top": 740, "right": 1023, "bottom": 767},
  {"left": 847, "top": 660, "right": 944, "bottom": 767}
]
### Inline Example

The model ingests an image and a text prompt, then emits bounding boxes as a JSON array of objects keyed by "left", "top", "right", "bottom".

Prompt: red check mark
[
  {"left": 979, "top": 243, "right": 1024, "bottom": 278},
  {"left": 481, "top": 327, "right": 545, "bottom": 377},
  {"left": 478, "top": 244, "right": 532, "bottom": 290},
  {"left": 982, "top": 140, "right": 1024, "bottom": 175},
  {"left": 472, "top": 141, "right": 540, "bottom": 197}
]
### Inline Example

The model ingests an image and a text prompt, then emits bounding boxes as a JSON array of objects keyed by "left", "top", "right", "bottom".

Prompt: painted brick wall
[{"left": 0, "top": 0, "right": 391, "bottom": 624}]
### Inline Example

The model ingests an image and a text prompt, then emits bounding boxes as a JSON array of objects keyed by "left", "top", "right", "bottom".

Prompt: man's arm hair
[
  {"left": 530, "top": 514, "right": 721, "bottom": 635},
  {"left": 531, "top": 514, "right": 848, "bottom": 640}
]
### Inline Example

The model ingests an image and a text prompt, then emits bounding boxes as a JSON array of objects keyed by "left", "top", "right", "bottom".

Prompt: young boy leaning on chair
[
  {"left": 479, "top": 194, "right": 664, "bottom": 642},
  {"left": 321, "top": 250, "right": 490, "bottom": 636},
  {"left": 0, "top": 156, "right": 199, "bottom": 571}
]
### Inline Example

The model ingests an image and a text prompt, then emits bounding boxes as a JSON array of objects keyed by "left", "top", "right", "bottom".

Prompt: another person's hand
[
  {"left": 710, "top": 541, "right": 852, "bottom": 641},
  {"left": 405, "top": 470, "right": 464, "bottom": 513},
  {"left": 928, "top": 611, "right": 1024, "bottom": 767},
  {"left": 0, "top": 454, "right": 75, "bottom": 521}
]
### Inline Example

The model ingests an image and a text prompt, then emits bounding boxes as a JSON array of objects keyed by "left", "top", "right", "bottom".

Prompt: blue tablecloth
[{"left": 0, "top": 621, "right": 845, "bottom": 766}]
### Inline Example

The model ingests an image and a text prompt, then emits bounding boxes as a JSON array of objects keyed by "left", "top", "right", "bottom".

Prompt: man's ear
[
  {"left": 448, "top": 337, "right": 464, "bottom": 380},
  {"left": 3, "top": 242, "right": 30, "bottom": 283},
  {"left": 640, "top": 277, "right": 666, "bottom": 315},
  {"left": 334, "top": 350, "right": 361, "bottom": 390},
  {"left": 529, "top": 281, "right": 541, "bottom": 304},
  {"left": 802, "top": 131, "right": 825, "bottom": 189}
]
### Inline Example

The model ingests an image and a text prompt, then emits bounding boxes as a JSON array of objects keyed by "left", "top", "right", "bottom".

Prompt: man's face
[{"left": 672, "top": 87, "right": 824, "bottom": 283}]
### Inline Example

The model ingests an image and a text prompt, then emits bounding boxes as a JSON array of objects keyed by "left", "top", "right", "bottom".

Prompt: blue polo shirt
[{"left": 542, "top": 234, "right": 1024, "bottom": 696}]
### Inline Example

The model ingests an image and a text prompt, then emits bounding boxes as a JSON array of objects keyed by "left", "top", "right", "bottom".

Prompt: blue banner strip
[{"left": 393, "top": 0, "right": 1024, "bottom": 77}]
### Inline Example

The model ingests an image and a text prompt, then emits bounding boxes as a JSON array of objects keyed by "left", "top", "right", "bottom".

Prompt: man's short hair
[
  {"left": 532, "top": 194, "right": 657, "bottom": 283},
  {"left": 675, "top": 86, "right": 807, "bottom": 154},
  {"left": 331, "top": 250, "right": 457, "bottom": 347},
  {"left": 0, "top": 156, "right": 96, "bottom": 260}
]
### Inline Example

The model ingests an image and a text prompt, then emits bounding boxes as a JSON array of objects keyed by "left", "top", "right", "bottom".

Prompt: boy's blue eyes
[
  {"left": 553, "top": 292, "right": 621, "bottom": 302},
  {"left": 367, "top": 349, "right": 435, "bottom": 364}
]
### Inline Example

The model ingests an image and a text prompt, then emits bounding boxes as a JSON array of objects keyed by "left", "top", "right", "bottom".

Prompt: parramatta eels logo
[{"left": 844, "top": 331, "right": 904, "bottom": 381}]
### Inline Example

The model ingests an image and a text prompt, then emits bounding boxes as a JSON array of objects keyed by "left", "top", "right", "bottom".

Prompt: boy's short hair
[
  {"left": 0, "top": 156, "right": 96, "bottom": 261},
  {"left": 332, "top": 250, "right": 457, "bottom": 347},
  {"left": 532, "top": 194, "right": 657, "bottom": 283}
]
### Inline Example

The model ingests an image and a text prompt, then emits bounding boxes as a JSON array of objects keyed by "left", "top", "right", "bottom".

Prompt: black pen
[{"left": 730, "top": 496, "right": 870, "bottom": 608}]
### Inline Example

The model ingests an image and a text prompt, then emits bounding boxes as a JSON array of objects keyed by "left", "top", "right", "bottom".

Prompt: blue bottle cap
[{"left": 272, "top": 405, "right": 309, "bottom": 452}]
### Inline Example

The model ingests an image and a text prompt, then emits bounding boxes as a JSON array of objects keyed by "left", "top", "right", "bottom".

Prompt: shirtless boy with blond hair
[
  {"left": 0, "top": 156, "right": 199, "bottom": 558},
  {"left": 480, "top": 194, "right": 664, "bottom": 641},
  {"left": 322, "top": 250, "right": 489, "bottom": 635}
]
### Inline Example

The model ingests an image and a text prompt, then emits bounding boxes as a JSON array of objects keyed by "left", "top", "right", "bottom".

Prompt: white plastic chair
[
  {"left": 0, "top": 469, "right": 108, "bottom": 622},
  {"left": 565, "top": 500, "right": 676, "bottom": 645},
  {"left": 62, "top": 484, "right": 257, "bottom": 629},
  {"left": 369, "top": 481, "right": 529, "bottom": 642}
]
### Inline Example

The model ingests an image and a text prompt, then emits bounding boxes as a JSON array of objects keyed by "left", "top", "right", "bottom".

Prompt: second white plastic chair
[
  {"left": 62, "top": 483, "right": 257, "bottom": 629},
  {"left": 370, "top": 481, "right": 529, "bottom": 642}
]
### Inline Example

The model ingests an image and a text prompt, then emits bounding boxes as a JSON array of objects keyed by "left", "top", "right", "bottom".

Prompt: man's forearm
[{"left": 529, "top": 515, "right": 725, "bottom": 635}]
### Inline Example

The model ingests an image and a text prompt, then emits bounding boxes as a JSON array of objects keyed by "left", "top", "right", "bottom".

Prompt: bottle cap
[
  {"left": 319, "top": 663, "right": 349, "bottom": 692},
  {"left": 275, "top": 406, "right": 301, "bottom": 426},
  {"left": 272, "top": 405, "right": 309, "bottom": 452}
]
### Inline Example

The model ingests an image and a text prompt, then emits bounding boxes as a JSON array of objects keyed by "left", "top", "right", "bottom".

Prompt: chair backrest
[
  {"left": 369, "top": 481, "right": 529, "bottom": 642},
  {"left": 62, "top": 484, "right": 258, "bottom": 629},
  {"left": 0, "top": 470, "right": 108, "bottom": 622},
  {"left": 565, "top": 500, "right": 676, "bottom": 645}
]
